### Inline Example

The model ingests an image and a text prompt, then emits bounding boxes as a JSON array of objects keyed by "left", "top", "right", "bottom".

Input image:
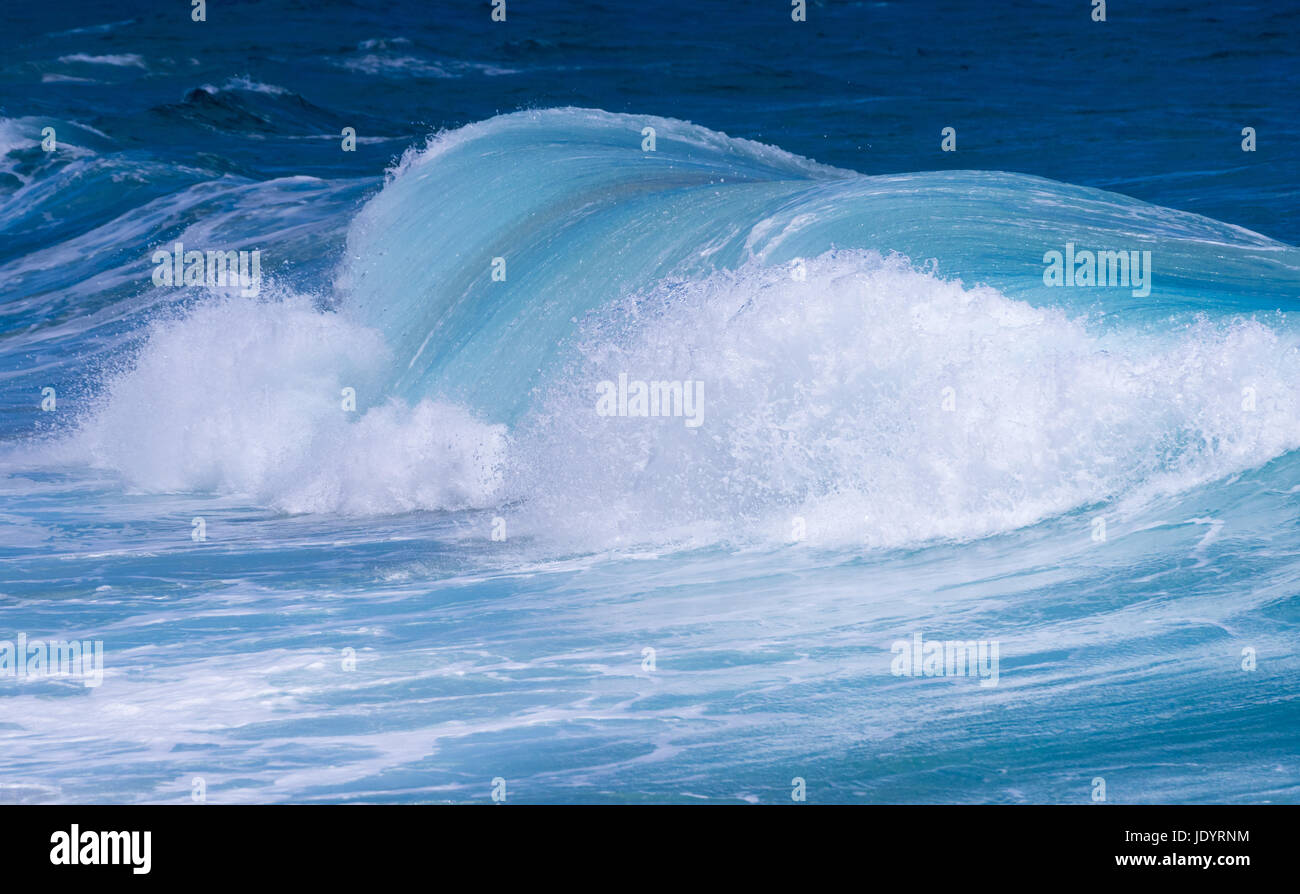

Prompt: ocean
[{"left": 1, "top": 0, "right": 1298, "bottom": 803}]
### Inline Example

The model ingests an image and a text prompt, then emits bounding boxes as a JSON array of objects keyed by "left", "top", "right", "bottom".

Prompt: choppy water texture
[{"left": 1, "top": 1, "right": 1298, "bottom": 803}]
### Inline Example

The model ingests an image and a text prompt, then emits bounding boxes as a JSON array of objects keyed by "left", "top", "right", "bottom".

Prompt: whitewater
[{"left": 3, "top": 104, "right": 1299, "bottom": 803}]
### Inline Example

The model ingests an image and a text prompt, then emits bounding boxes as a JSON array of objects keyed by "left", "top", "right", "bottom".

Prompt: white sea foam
[
  {"left": 40, "top": 74, "right": 98, "bottom": 84},
  {"left": 57, "top": 53, "right": 146, "bottom": 68},
  {"left": 0, "top": 116, "right": 97, "bottom": 184},
  {"left": 57, "top": 294, "right": 506, "bottom": 516},
  {"left": 338, "top": 55, "right": 514, "bottom": 79},
  {"left": 0, "top": 117, "right": 29, "bottom": 160},
  {"left": 199, "top": 76, "right": 292, "bottom": 96},
  {"left": 508, "top": 250, "right": 1300, "bottom": 549}
]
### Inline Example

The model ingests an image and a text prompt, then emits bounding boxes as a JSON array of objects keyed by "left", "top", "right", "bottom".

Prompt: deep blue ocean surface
[{"left": 1, "top": 0, "right": 1298, "bottom": 803}]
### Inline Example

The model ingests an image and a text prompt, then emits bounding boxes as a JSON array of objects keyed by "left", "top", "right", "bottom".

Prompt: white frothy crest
[
  {"left": 64, "top": 295, "right": 506, "bottom": 515},
  {"left": 508, "top": 250, "right": 1300, "bottom": 549}
]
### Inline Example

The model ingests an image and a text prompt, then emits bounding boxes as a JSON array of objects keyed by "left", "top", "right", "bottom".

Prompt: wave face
[
  {"left": 342, "top": 109, "right": 1300, "bottom": 426},
  {"left": 4, "top": 103, "right": 1300, "bottom": 803},
  {"left": 302, "top": 108, "right": 1300, "bottom": 550}
]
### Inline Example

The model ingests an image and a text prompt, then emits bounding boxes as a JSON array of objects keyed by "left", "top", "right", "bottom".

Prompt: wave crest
[{"left": 508, "top": 250, "right": 1300, "bottom": 548}]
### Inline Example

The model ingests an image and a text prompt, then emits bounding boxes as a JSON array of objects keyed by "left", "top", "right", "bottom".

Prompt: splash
[
  {"left": 508, "top": 251, "right": 1300, "bottom": 548},
  {"left": 61, "top": 295, "right": 506, "bottom": 516}
]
